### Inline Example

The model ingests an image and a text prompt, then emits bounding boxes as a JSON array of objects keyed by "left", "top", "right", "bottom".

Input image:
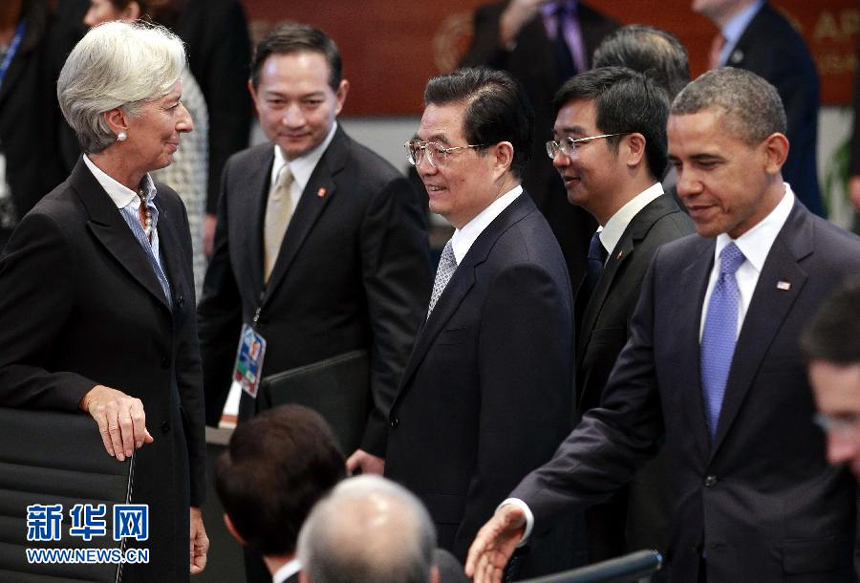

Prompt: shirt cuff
[{"left": 498, "top": 498, "right": 534, "bottom": 547}]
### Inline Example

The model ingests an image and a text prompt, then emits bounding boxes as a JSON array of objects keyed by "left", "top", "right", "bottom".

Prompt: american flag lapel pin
[
  {"left": 317, "top": 187, "right": 327, "bottom": 197},
  {"left": 776, "top": 281, "right": 791, "bottom": 291}
]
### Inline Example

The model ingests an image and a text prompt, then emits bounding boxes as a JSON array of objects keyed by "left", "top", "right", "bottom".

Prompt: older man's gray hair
[
  {"left": 671, "top": 67, "right": 787, "bottom": 146},
  {"left": 297, "top": 475, "right": 436, "bottom": 583},
  {"left": 57, "top": 20, "right": 186, "bottom": 154}
]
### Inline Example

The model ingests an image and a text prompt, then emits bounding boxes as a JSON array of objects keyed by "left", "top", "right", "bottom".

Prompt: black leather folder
[{"left": 256, "top": 349, "right": 370, "bottom": 454}]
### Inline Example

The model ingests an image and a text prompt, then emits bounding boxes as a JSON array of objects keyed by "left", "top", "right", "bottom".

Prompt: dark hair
[
  {"left": 214, "top": 405, "right": 346, "bottom": 556},
  {"left": 553, "top": 66, "right": 669, "bottom": 179},
  {"left": 105, "top": 0, "right": 184, "bottom": 30},
  {"left": 672, "top": 67, "right": 786, "bottom": 146},
  {"left": 800, "top": 275, "right": 860, "bottom": 364},
  {"left": 250, "top": 23, "right": 342, "bottom": 91},
  {"left": 425, "top": 67, "right": 533, "bottom": 179},
  {"left": 593, "top": 24, "right": 691, "bottom": 100}
]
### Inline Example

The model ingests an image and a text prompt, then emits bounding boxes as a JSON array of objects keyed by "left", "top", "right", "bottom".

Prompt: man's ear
[
  {"left": 493, "top": 141, "right": 515, "bottom": 179},
  {"left": 761, "top": 132, "right": 789, "bottom": 175},
  {"left": 223, "top": 513, "right": 247, "bottom": 546},
  {"left": 430, "top": 565, "right": 440, "bottom": 583},
  {"left": 624, "top": 133, "right": 647, "bottom": 169},
  {"left": 334, "top": 79, "right": 350, "bottom": 116}
]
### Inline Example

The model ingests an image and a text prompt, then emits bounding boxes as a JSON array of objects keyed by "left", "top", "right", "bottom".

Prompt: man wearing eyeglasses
[
  {"left": 467, "top": 67, "right": 860, "bottom": 583},
  {"left": 385, "top": 67, "right": 578, "bottom": 579},
  {"left": 547, "top": 66, "right": 693, "bottom": 567},
  {"left": 801, "top": 275, "right": 860, "bottom": 482}
]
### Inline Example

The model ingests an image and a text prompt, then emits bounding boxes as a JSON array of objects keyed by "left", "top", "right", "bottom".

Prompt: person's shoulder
[
  {"left": 338, "top": 132, "right": 404, "bottom": 183},
  {"left": 226, "top": 143, "right": 273, "bottom": 169}
]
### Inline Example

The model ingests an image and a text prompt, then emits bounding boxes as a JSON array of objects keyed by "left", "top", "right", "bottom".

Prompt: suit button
[
  {"left": 161, "top": 357, "right": 170, "bottom": 369},
  {"left": 177, "top": 295, "right": 185, "bottom": 308},
  {"left": 704, "top": 475, "right": 718, "bottom": 487},
  {"left": 390, "top": 416, "right": 399, "bottom": 428},
  {"left": 161, "top": 421, "right": 170, "bottom": 433}
]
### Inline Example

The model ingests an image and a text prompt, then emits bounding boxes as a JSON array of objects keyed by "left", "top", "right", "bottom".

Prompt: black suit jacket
[
  {"left": 0, "top": 159, "right": 206, "bottom": 582},
  {"left": 513, "top": 199, "right": 860, "bottom": 582},
  {"left": 197, "top": 127, "right": 430, "bottom": 456},
  {"left": 576, "top": 194, "right": 694, "bottom": 563},
  {"left": 460, "top": 1, "right": 617, "bottom": 290},
  {"left": 386, "top": 193, "right": 576, "bottom": 577},
  {"left": 728, "top": 2, "right": 823, "bottom": 216}
]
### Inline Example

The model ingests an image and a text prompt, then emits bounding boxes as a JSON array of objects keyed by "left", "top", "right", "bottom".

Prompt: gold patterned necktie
[{"left": 263, "top": 164, "right": 294, "bottom": 282}]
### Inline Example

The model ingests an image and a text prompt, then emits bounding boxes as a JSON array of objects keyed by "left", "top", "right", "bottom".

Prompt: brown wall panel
[{"left": 241, "top": 0, "right": 858, "bottom": 115}]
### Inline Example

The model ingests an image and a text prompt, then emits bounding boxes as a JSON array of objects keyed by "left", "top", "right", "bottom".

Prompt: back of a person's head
[
  {"left": 592, "top": 24, "right": 691, "bottom": 100},
  {"left": 214, "top": 405, "right": 346, "bottom": 557},
  {"left": 297, "top": 475, "right": 436, "bottom": 583},
  {"left": 801, "top": 274, "right": 860, "bottom": 364}
]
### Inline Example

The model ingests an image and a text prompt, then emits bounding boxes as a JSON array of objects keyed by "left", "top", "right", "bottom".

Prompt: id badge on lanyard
[{"left": 231, "top": 295, "right": 267, "bottom": 399}]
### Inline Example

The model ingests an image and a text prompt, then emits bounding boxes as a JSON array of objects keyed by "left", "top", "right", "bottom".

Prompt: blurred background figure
[
  {"left": 0, "top": 0, "right": 65, "bottom": 251},
  {"left": 0, "top": 21, "right": 207, "bottom": 581},
  {"left": 694, "top": 0, "right": 824, "bottom": 217},
  {"left": 801, "top": 275, "right": 860, "bottom": 482},
  {"left": 297, "top": 476, "right": 441, "bottom": 583},
  {"left": 215, "top": 405, "right": 346, "bottom": 583},
  {"left": 83, "top": 0, "right": 209, "bottom": 295},
  {"left": 849, "top": 40, "right": 860, "bottom": 234},
  {"left": 460, "top": 0, "right": 617, "bottom": 294}
]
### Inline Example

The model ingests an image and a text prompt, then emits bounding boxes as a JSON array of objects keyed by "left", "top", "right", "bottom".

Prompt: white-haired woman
[{"left": 0, "top": 21, "right": 207, "bottom": 581}]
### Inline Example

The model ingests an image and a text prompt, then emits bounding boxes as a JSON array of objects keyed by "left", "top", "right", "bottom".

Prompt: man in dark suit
[
  {"left": 460, "top": 0, "right": 617, "bottom": 292},
  {"left": 215, "top": 405, "right": 346, "bottom": 583},
  {"left": 695, "top": 0, "right": 823, "bottom": 216},
  {"left": 467, "top": 67, "right": 860, "bottom": 583},
  {"left": 549, "top": 67, "right": 694, "bottom": 564},
  {"left": 386, "top": 68, "right": 575, "bottom": 579},
  {"left": 198, "top": 24, "right": 429, "bottom": 468}
]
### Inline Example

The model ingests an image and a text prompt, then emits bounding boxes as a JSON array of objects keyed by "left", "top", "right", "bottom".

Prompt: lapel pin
[
  {"left": 776, "top": 281, "right": 791, "bottom": 291},
  {"left": 616, "top": 250, "right": 623, "bottom": 260},
  {"left": 317, "top": 187, "right": 327, "bottom": 197}
]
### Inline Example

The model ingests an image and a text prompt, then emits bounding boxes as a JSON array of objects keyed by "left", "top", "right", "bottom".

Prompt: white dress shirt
[
  {"left": 272, "top": 557, "right": 301, "bottom": 583},
  {"left": 269, "top": 121, "right": 338, "bottom": 215},
  {"left": 596, "top": 182, "right": 665, "bottom": 260},
  {"left": 450, "top": 185, "right": 523, "bottom": 265},
  {"left": 699, "top": 184, "right": 795, "bottom": 339}
]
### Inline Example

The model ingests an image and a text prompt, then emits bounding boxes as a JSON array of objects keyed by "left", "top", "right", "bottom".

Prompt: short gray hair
[
  {"left": 671, "top": 67, "right": 787, "bottom": 146},
  {"left": 297, "top": 475, "right": 436, "bottom": 583},
  {"left": 57, "top": 20, "right": 186, "bottom": 154}
]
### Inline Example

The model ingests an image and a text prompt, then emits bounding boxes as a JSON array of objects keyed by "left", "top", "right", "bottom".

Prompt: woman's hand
[{"left": 80, "top": 385, "right": 153, "bottom": 461}]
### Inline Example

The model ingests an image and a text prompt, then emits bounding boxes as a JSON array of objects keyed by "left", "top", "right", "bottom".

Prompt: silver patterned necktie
[
  {"left": 428, "top": 239, "right": 457, "bottom": 317},
  {"left": 263, "top": 164, "right": 294, "bottom": 282}
]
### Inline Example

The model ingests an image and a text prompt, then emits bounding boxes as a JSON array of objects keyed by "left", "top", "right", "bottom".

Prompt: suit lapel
[
  {"left": 239, "top": 148, "right": 271, "bottom": 299},
  {"left": 153, "top": 192, "right": 186, "bottom": 316},
  {"left": 577, "top": 196, "right": 681, "bottom": 360},
  {"left": 678, "top": 237, "right": 716, "bottom": 451},
  {"left": 396, "top": 193, "right": 535, "bottom": 398},
  {"left": 263, "top": 130, "right": 345, "bottom": 302},
  {"left": 71, "top": 160, "right": 171, "bottom": 311},
  {"left": 710, "top": 202, "right": 811, "bottom": 455}
]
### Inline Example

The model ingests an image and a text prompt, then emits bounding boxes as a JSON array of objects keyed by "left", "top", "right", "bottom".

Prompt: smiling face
[
  {"left": 667, "top": 108, "right": 784, "bottom": 238},
  {"left": 124, "top": 80, "right": 192, "bottom": 173},
  {"left": 250, "top": 51, "right": 347, "bottom": 161},
  {"left": 415, "top": 102, "right": 501, "bottom": 229},
  {"left": 551, "top": 98, "right": 625, "bottom": 224},
  {"left": 809, "top": 360, "right": 860, "bottom": 480}
]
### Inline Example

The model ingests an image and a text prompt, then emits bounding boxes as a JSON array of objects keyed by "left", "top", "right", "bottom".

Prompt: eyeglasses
[
  {"left": 404, "top": 140, "right": 487, "bottom": 168},
  {"left": 545, "top": 133, "right": 629, "bottom": 159},
  {"left": 814, "top": 412, "right": 860, "bottom": 435}
]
